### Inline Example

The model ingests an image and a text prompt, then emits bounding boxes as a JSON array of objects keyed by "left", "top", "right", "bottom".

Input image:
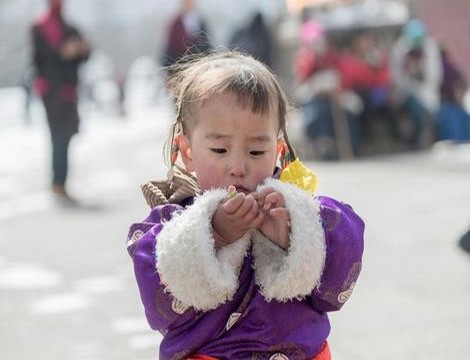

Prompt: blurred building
[
  {"left": 0, "top": 0, "right": 287, "bottom": 88},
  {"left": 4, "top": 0, "right": 468, "bottom": 96},
  {"left": 277, "top": 0, "right": 470, "bottom": 92},
  {"left": 287, "top": 0, "right": 363, "bottom": 13},
  {"left": 413, "top": 0, "right": 470, "bottom": 80},
  {"left": 275, "top": 0, "right": 410, "bottom": 94}
]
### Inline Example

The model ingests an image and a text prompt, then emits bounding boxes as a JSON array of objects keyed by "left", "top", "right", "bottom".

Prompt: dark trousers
[
  {"left": 302, "top": 95, "right": 360, "bottom": 156},
  {"left": 357, "top": 88, "right": 400, "bottom": 141},
  {"left": 436, "top": 102, "right": 470, "bottom": 141},
  {"left": 402, "top": 95, "right": 430, "bottom": 147},
  {"left": 51, "top": 133, "right": 72, "bottom": 187},
  {"left": 42, "top": 93, "right": 79, "bottom": 188}
]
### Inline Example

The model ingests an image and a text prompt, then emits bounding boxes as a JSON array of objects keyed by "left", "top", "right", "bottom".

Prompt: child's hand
[
  {"left": 256, "top": 187, "right": 291, "bottom": 250},
  {"left": 212, "top": 186, "right": 263, "bottom": 248}
]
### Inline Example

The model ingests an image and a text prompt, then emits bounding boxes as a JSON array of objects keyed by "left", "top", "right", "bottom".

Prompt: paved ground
[{"left": 1, "top": 98, "right": 470, "bottom": 360}]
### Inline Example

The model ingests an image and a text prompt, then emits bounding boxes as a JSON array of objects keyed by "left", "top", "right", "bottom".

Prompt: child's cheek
[{"left": 197, "top": 173, "right": 225, "bottom": 191}]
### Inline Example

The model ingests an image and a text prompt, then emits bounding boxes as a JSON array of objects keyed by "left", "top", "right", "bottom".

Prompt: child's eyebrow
[
  {"left": 248, "top": 135, "right": 272, "bottom": 142},
  {"left": 205, "top": 133, "right": 272, "bottom": 142},
  {"left": 205, "top": 132, "right": 231, "bottom": 140}
]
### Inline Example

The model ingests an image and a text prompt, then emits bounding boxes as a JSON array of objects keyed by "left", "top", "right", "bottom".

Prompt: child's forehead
[
  {"left": 202, "top": 92, "right": 276, "bottom": 119},
  {"left": 199, "top": 91, "right": 276, "bottom": 115},
  {"left": 190, "top": 93, "right": 278, "bottom": 133},
  {"left": 182, "top": 91, "right": 281, "bottom": 135}
]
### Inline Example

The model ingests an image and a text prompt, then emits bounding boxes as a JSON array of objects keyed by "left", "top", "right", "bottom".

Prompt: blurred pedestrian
[
  {"left": 20, "top": 65, "right": 35, "bottom": 125},
  {"left": 390, "top": 19, "right": 442, "bottom": 149},
  {"left": 31, "top": 0, "right": 90, "bottom": 205},
  {"left": 294, "top": 20, "right": 360, "bottom": 160},
  {"left": 436, "top": 44, "right": 470, "bottom": 141},
  {"left": 229, "top": 11, "right": 273, "bottom": 67},
  {"left": 339, "top": 30, "right": 399, "bottom": 145},
  {"left": 115, "top": 69, "right": 127, "bottom": 117},
  {"left": 127, "top": 51, "right": 364, "bottom": 359},
  {"left": 162, "top": 0, "right": 212, "bottom": 71}
]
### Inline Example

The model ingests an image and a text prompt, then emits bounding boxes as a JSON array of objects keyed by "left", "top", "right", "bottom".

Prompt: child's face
[{"left": 179, "top": 92, "right": 279, "bottom": 193}]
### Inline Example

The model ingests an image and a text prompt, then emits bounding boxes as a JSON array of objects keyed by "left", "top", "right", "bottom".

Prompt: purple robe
[{"left": 127, "top": 179, "right": 364, "bottom": 359}]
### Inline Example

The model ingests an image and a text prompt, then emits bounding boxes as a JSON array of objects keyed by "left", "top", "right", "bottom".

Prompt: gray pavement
[{"left": 1, "top": 100, "right": 470, "bottom": 359}]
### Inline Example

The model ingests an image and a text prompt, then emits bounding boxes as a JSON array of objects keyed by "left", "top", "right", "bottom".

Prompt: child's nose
[{"left": 229, "top": 157, "right": 247, "bottom": 177}]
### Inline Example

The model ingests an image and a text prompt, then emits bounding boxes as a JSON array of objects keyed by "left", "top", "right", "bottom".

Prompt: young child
[{"left": 127, "top": 51, "right": 365, "bottom": 360}]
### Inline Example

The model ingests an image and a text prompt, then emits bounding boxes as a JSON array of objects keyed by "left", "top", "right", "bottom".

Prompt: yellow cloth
[{"left": 279, "top": 159, "right": 318, "bottom": 194}]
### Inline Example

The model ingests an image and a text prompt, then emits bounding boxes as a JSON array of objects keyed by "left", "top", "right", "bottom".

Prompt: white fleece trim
[
  {"left": 253, "top": 178, "right": 326, "bottom": 302},
  {"left": 156, "top": 189, "right": 250, "bottom": 311}
]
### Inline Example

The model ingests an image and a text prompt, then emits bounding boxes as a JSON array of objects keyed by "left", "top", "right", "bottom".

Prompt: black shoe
[{"left": 458, "top": 228, "right": 470, "bottom": 254}]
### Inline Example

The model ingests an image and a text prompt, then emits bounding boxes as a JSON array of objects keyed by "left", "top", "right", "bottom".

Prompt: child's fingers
[
  {"left": 236, "top": 194, "right": 257, "bottom": 217},
  {"left": 256, "top": 187, "right": 275, "bottom": 208},
  {"left": 257, "top": 187, "right": 274, "bottom": 200},
  {"left": 222, "top": 193, "right": 245, "bottom": 213},
  {"left": 269, "top": 207, "right": 290, "bottom": 222},
  {"left": 242, "top": 198, "right": 259, "bottom": 223},
  {"left": 249, "top": 210, "right": 265, "bottom": 228},
  {"left": 263, "top": 192, "right": 285, "bottom": 211},
  {"left": 249, "top": 191, "right": 259, "bottom": 201}
]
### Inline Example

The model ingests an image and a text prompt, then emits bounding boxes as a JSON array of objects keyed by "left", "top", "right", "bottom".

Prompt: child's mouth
[{"left": 234, "top": 185, "right": 249, "bottom": 194}]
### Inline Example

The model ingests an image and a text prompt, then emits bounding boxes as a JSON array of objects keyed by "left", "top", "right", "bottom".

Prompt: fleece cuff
[
  {"left": 156, "top": 189, "right": 249, "bottom": 311},
  {"left": 253, "top": 178, "right": 326, "bottom": 301}
]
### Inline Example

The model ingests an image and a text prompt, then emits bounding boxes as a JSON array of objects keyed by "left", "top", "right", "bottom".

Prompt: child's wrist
[{"left": 212, "top": 227, "right": 232, "bottom": 249}]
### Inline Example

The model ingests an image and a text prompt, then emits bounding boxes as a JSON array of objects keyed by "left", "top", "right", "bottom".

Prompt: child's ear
[{"left": 178, "top": 135, "right": 195, "bottom": 172}]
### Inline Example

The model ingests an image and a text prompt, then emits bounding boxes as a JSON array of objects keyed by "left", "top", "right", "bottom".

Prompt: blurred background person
[
  {"left": 31, "top": 0, "right": 91, "bottom": 205},
  {"left": 20, "top": 64, "right": 35, "bottom": 125},
  {"left": 114, "top": 69, "right": 127, "bottom": 117},
  {"left": 161, "top": 0, "right": 212, "bottom": 71},
  {"left": 294, "top": 20, "right": 360, "bottom": 160},
  {"left": 228, "top": 11, "right": 273, "bottom": 68},
  {"left": 435, "top": 44, "right": 470, "bottom": 142},
  {"left": 338, "top": 29, "right": 399, "bottom": 150},
  {"left": 390, "top": 19, "right": 442, "bottom": 149}
]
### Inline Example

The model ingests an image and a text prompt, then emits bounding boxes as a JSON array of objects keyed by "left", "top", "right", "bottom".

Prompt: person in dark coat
[
  {"left": 229, "top": 11, "right": 273, "bottom": 68},
  {"left": 162, "top": 0, "right": 212, "bottom": 69},
  {"left": 435, "top": 45, "right": 470, "bottom": 141},
  {"left": 32, "top": 0, "right": 90, "bottom": 203}
]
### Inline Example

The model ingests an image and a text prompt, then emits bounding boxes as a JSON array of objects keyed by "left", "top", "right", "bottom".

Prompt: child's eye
[
  {"left": 210, "top": 148, "right": 227, "bottom": 154},
  {"left": 250, "top": 150, "right": 265, "bottom": 156}
]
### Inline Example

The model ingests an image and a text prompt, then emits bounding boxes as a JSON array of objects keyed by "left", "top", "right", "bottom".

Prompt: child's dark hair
[{"left": 164, "top": 50, "right": 296, "bottom": 166}]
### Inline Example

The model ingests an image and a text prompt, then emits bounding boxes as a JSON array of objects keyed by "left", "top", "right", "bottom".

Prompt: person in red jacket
[
  {"left": 338, "top": 29, "right": 399, "bottom": 145},
  {"left": 162, "top": 0, "right": 212, "bottom": 70},
  {"left": 293, "top": 21, "right": 360, "bottom": 159}
]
